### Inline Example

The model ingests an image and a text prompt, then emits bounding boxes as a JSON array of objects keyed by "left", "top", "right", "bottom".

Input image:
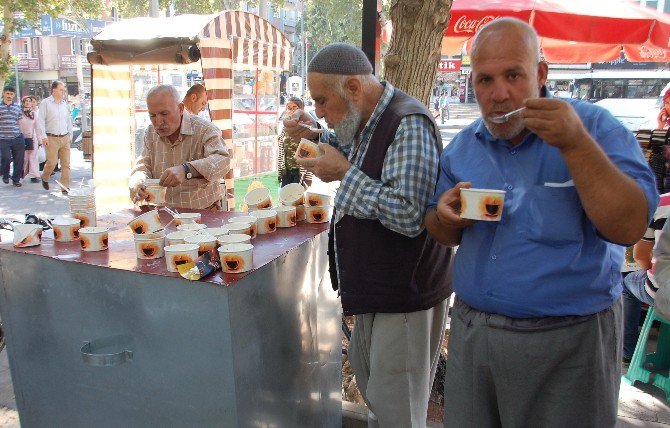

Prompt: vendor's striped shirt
[{"left": 0, "top": 101, "right": 22, "bottom": 140}]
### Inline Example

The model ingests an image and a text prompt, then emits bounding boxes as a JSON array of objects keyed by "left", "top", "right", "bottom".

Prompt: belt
[{"left": 46, "top": 133, "right": 68, "bottom": 137}]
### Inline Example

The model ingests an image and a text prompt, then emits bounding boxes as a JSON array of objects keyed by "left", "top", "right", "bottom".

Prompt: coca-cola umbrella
[{"left": 439, "top": 0, "right": 670, "bottom": 62}]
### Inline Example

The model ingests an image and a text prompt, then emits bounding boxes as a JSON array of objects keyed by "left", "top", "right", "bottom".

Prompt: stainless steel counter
[{"left": 0, "top": 208, "right": 341, "bottom": 427}]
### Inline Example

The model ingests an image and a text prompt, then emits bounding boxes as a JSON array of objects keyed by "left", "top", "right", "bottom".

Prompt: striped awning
[{"left": 89, "top": 11, "right": 292, "bottom": 211}]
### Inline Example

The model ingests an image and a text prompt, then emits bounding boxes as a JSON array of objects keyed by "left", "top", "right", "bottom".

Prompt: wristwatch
[{"left": 182, "top": 163, "right": 193, "bottom": 180}]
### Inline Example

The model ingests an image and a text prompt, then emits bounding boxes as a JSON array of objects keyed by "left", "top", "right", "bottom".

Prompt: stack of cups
[
  {"left": 127, "top": 210, "right": 165, "bottom": 259},
  {"left": 279, "top": 183, "right": 306, "bottom": 222},
  {"left": 143, "top": 179, "right": 167, "bottom": 206},
  {"left": 68, "top": 187, "right": 97, "bottom": 228},
  {"left": 304, "top": 190, "right": 334, "bottom": 224}
]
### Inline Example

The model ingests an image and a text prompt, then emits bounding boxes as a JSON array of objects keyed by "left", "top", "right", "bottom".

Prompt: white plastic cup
[
  {"left": 166, "top": 230, "right": 198, "bottom": 246},
  {"left": 164, "top": 244, "right": 199, "bottom": 273},
  {"left": 127, "top": 209, "right": 162, "bottom": 234},
  {"left": 13, "top": 224, "right": 43, "bottom": 247},
  {"left": 459, "top": 188, "right": 506, "bottom": 221},
  {"left": 304, "top": 191, "right": 333, "bottom": 207},
  {"left": 275, "top": 205, "right": 297, "bottom": 228},
  {"left": 134, "top": 230, "right": 165, "bottom": 259},
  {"left": 218, "top": 243, "right": 254, "bottom": 274},
  {"left": 177, "top": 223, "right": 208, "bottom": 232},
  {"left": 184, "top": 234, "right": 218, "bottom": 258},
  {"left": 217, "top": 234, "right": 251, "bottom": 246},
  {"left": 249, "top": 209, "right": 277, "bottom": 234},
  {"left": 244, "top": 187, "right": 272, "bottom": 211},
  {"left": 173, "top": 212, "right": 202, "bottom": 226},
  {"left": 305, "top": 205, "right": 333, "bottom": 224},
  {"left": 79, "top": 227, "right": 109, "bottom": 252},
  {"left": 51, "top": 216, "right": 81, "bottom": 242},
  {"left": 279, "top": 183, "right": 306, "bottom": 206}
]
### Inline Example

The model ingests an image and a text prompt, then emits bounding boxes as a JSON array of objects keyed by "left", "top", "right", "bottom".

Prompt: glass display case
[{"left": 232, "top": 66, "right": 280, "bottom": 178}]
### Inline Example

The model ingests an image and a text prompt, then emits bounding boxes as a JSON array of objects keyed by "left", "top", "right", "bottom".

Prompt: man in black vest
[{"left": 286, "top": 43, "right": 452, "bottom": 428}]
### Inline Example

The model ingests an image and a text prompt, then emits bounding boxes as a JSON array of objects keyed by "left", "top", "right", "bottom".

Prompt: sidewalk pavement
[{"left": 0, "top": 148, "right": 93, "bottom": 223}]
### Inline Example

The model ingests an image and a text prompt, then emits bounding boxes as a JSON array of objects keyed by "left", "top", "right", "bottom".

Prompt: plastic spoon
[{"left": 488, "top": 107, "right": 526, "bottom": 124}]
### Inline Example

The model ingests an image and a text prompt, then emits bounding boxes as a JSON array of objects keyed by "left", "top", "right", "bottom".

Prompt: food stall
[
  {"left": 0, "top": 209, "right": 341, "bottom": 426},
  {"left": 86, "top": 11, "right": 293, "bottom": 212}
]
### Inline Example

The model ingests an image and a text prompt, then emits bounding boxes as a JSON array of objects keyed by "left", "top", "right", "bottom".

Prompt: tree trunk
[
  {"left": 0, "top": 3, "right": 16, "bottom": 85},
  {"left": 383, "top": 0, "right": 452, "bottom": 105}
]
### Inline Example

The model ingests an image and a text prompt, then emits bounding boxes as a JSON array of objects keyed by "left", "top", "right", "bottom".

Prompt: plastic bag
[{"left": 37, "top": 145, "right": 46, "bottom": 164}]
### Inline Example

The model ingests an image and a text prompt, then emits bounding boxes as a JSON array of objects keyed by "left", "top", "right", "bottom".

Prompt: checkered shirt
[
  {"left": 130, "top": 112, "right": 230, "bottom": 209},
  {"left": 325, "top": 82, "right": 440, "bottom": 238}
]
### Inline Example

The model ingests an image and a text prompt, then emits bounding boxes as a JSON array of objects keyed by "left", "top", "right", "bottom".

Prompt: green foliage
[
  {"left": 1, "top": 0, "right": 103, "bottom": 83},
  {"left": 112, "top": 0, "right": 284, "bottom": 19},
  {"left": 303, "top": 0, "right": 362, "bottom": 59}
]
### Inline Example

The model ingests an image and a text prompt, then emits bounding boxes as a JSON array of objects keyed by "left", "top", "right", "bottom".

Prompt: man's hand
[
  {"left": 436, "top": 182, "right": 476, "bottom": 229},
  {"left": 41, "top": 137, "right": 48, "bottom": 146},
  {"left": 296, "top": 143, "right": 350, "bottom": 183},
  {"left": 283, "top": 109, "right": 319, "bottom": 140},
  {"left": 129, "top": 181, "right": 148, "bottom": 204},
  {"left": 522, "top": 98, "right": 590, "bottom": 151},
  {"left": 159, "top": 166, "right": 186, "bottom": 187}
]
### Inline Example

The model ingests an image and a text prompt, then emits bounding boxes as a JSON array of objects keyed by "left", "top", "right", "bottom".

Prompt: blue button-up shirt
[{"left": 429, "top": 98, "right": 659, "bottom": 318}]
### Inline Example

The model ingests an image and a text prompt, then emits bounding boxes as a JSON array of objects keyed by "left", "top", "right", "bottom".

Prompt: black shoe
[
  {"left": 623, "top": 356, "right": 632, "bottom": 364},
  {"left": 13, "top": 181, "right": 21, "bottom": 187},
  {"left": 61, "top": 190, "right": 68, "bottom": 195},
  {"left": 50, "top": 171, "right": 55, "bottom": 176},
  {"left": 30, "top": 178, "right": 40, "bottom": 183},
  {"left": 2, "top": 178, "right": 8, "bottom": 184},
  {"left": 41, "top": 180, "right": 49, "bottom": 191}
]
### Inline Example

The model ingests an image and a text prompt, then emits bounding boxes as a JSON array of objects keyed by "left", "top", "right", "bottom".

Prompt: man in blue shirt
[
  {"left": 424, "top": 19, "right": 659, "bottom": 427},
  {"left": 0, "top": 86, "right": 24, "bottom": 187}
]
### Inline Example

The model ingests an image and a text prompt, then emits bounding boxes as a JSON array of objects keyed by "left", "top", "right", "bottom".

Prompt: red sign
[
  {"left": 438, "top": 59, "right": 461, "bottom": 72},
  {"left": 17, "top": 58, "right": 39, "bottom": 71}
]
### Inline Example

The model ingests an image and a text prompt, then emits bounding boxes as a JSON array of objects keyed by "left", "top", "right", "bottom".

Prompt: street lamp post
[{"left": 14, "top": 61, "right": 20, "bottom": 99}]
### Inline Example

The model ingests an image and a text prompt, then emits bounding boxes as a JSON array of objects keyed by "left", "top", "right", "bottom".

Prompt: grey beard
[
  {"left": 484, "top": 118, "right": 526, "bottom": 141},
  {"left": 334, "top": 100, "right": 362, "bottom": 146}
]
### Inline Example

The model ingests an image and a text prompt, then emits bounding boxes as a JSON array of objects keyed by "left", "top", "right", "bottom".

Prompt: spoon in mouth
[{"left": 488, "top": 107, "right": 526, "bottom": 124}]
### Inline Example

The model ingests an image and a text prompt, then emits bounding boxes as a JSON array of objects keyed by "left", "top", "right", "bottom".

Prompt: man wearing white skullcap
[{"left": 284, "top": 43, "right": 453, "bottom": 427}]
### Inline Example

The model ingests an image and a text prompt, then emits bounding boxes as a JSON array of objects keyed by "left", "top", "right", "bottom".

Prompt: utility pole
[
  {"left": 149, "top": 0, "right": 160, "bottom": 18},
  {"left": 14, "top": 61, "right": 20, "bottom": 99},
  {"left": 300, "top": 5, "right": 306, "bottom": 97}
]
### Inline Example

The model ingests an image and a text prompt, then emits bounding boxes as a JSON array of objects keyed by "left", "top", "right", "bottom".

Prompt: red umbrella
[{"left": 439, "top": 0, "right": 670, "bottom": 62}]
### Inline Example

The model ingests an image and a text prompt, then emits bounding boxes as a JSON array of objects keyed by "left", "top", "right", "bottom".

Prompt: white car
[{"left": 594, "top": 83, "right": 670, "bottom": 132}]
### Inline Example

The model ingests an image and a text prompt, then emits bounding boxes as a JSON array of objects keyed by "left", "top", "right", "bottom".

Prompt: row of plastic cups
[
  {"left": 164, "top": 242, "right": 253, "bottom": 274},
  {"left": 12, "top": 218, "right": 106, "bottom": 250},
  {"left": 279, "top": 183, "right": 333, "bottom": 207}
]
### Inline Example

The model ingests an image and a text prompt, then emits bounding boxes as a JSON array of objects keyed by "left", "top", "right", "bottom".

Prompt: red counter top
[{"left": 0, "top": 207, "right": 329, "bottom": 286}]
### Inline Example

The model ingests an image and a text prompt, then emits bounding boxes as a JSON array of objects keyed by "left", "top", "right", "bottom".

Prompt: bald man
[
  {"left": 286, "top": 43, "right": 452, "bottom": 428},
  {"left": 424, "top": 18, "right": 658, "bottom": 426}
]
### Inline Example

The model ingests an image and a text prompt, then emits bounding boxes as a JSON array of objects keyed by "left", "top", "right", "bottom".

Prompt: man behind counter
[{"left": 129, "top": 84, "right": 230, "bottom": 210}]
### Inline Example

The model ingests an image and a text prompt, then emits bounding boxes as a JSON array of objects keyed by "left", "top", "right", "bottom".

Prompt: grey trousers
[
  {"left": 348, "top": 298, "right": 449, "bottom": 428},
  {"left": 443, "top": 297, "right": 622, "bottom": 428}
]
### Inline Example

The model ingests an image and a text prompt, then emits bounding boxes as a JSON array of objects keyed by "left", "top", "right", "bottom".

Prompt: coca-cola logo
[
  {"left": 453, "top": 15, "right": 500, "bottom": 35},
  {"left": 637, "top": 45, "right": 667, "bottom": 59}
]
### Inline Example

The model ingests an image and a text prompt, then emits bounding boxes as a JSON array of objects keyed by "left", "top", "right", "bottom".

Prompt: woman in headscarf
[{"left": 19, "top": 96, "right": 42, "bottom": 183}]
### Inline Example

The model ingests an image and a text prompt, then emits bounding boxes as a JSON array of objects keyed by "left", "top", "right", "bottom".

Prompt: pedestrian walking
[
  {"left": 39, "top": 80, "right": 72, "bottom": 193},
  {"left": 439, "top": 93, "right": 450, "bottom": 124},
  {"left": 0, "top": 86, "right": 25, "bottom": 187},
  {"left": 19, "top": 96, "right": 42, "bottom": 183}
]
